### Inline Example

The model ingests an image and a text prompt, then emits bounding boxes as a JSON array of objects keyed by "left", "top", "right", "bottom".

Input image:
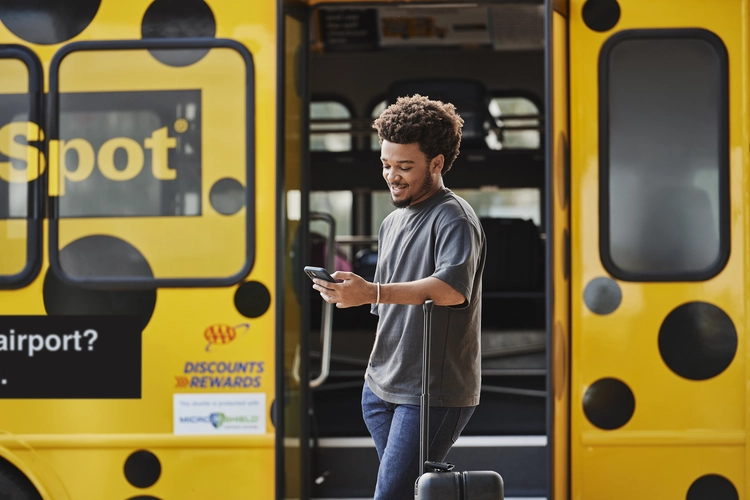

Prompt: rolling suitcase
[{"left": 415, "top": 301, "right": 504, "bottom": 500}]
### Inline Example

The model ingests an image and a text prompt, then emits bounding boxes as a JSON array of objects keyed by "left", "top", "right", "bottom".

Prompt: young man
[{"left": 312, "top": 94, "right": 486, "bottom": 499}]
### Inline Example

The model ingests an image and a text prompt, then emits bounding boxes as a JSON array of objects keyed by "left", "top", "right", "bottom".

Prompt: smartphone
[{"left": 304, "top": 266, "right": 336, "bottom": 283}]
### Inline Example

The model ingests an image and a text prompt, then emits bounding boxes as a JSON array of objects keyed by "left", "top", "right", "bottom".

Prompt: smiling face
[{"left": 381, "top": 141, "right": 444, "bottom": 208}]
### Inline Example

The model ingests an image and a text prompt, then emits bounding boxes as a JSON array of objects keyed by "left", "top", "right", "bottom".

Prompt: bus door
[
  {"left": 0, "top": 46, "right": 43, "bottom": 290},
  {"left": 547, "top": 1, "right": 571, "bottom": 499},
  {"left": 570, "top": 1, "right": 742, "bottom": 499},
  {"left": 43, "top": 39, "right": 276, "bottom": 498}
]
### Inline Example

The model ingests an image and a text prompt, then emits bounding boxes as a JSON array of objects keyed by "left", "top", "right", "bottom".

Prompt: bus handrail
[{"left": 309, "top": 212, "right": 336, "bottom": 388}]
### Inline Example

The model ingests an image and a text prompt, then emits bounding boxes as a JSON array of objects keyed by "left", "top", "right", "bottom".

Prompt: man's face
[{"left": 380, "top": 141, "right": 442, "bottom": 208}]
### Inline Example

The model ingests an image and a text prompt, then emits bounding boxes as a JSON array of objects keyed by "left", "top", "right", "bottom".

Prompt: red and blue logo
[{"left": 203, "top": 323, "right": 250, "bottom": 352}]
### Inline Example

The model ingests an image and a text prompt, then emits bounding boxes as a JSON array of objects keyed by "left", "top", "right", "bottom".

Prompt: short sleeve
[{"left": 432, "top": 217, "right": 482, "bottom": 308}]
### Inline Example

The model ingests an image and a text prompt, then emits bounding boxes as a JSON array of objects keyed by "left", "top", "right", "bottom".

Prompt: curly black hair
[{"left": 372, "top": 94, "right": 464, "bottom": 174}]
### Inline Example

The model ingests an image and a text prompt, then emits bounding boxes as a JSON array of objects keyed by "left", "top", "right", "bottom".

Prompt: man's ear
[{"left": 431, "top": 154, "right": 445, "bottom": 175}]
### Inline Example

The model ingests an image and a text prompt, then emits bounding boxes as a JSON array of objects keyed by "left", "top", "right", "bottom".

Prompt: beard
[{"left": 390, "top": 168, "right": 434, "bottom": 208}]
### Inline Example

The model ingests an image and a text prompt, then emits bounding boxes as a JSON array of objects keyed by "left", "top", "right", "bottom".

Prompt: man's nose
[{"left": 386, "top": 170, "right": 400, "bottom": 183}]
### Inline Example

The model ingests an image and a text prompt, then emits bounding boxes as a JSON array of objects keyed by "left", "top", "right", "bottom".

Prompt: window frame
[
  {"left": 309, "top": 94, "right": 357, "bottom": 152},
  {"left": 598, "top": 28, "right": 730, "bottom": 282},
  {"left": 47, "top": 38, "right": 256, "bottom": 289},
  {"left": 0, "top": 45, "right": 44, "bottom": 290},
  {"left": 487, "top": 91, "right": 544, "bottom": 151}
]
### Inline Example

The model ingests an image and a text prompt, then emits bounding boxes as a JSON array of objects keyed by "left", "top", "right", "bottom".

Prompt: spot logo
[
  {"left": 0, "top": 90, "right": 202, "bottom": 219},
  {"left": 204, "top": 323, "right": 250, "bottom": 352}
]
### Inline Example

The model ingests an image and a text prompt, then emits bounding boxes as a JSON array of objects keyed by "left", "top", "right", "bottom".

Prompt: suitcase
[{"left": 414, "top": 301, "right": 504, "bottom": 500}]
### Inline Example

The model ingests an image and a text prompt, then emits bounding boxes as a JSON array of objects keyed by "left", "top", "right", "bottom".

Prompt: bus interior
[{"left": 301, "top": 2, "right": 548, "bottom": 497}]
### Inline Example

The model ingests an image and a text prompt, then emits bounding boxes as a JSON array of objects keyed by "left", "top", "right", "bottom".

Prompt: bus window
[
  {"left": 600, "top": 30, "right": 729, "bottom": 280},
  {"left": 0, "top": 48, "right": 42, "bottom": 288},
  {"left": 370, "top": 99, "right": 387, "bottom": 150},
  {"left": 487, "top": 96, "right": 541, "bottom": 150},
  {"left": 453, "top": 188, "right": 541, "bottom": 225},
  {"left": 310, "top": 100, "right": 353, "bottom": 152},
  {"left": 48, "top": 40, "right": 254, "bottom": 287}
]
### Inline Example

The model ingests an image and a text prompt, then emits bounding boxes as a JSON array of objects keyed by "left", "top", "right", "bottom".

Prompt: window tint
[
  {"left": 600, "top": 31, "right": 729, "bottom": 280},
  {"left": 310, "top": 101, "right": 352, "bottom": 152},
  {"left": 487, "top": 96, "right": 540, "bottom": 149}
]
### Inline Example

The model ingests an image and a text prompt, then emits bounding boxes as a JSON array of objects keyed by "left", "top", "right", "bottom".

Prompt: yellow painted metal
[
  {"left": 551, "top": 8, "right": 571, "bottom": 500},
  {"left": 0, "top": 0, "right": 278, "bottom": 498},
  {"left": 569, "top": 0, "right": 747, "bottom": 499}
]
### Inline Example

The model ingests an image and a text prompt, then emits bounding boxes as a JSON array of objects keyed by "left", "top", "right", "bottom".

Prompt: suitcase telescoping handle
[{"left": 420, "top": 300, "right": 434, "bottom": 476}]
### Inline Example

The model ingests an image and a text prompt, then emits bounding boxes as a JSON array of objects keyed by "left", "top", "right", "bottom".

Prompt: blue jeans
[{"left": 362, "top": 381, "right": 475, "bottom": 500}]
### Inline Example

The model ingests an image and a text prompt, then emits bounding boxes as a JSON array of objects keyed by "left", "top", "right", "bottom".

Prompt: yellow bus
[{"left": 0, "top": 0, "right": 746, "bottom": 499}]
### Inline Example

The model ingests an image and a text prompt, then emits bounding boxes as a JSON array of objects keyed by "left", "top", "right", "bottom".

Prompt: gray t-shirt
[{"left": 366, "top": 188, "right": 486, "bottom": 407}]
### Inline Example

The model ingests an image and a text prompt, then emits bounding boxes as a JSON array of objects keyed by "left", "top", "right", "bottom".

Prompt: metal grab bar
[{"left": 309, "top": 212, "right": 336, "bottom": 388}]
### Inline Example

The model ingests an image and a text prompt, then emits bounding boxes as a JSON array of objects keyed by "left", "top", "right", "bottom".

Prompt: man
[{"left": 312, "top": 94, "right": 486, "bottom": 499}]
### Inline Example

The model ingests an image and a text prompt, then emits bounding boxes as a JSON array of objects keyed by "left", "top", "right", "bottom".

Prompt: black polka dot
[
  {"left": 43, "top": 236, "right": 156, "bottom": 331},
  {"left": 235, "top": 281, "right": 272, "bottom": 318},
  {"left": 124, "top": 450, "right": 161, "bottom": 489},
  {"left": 210, "top": 178, "right": 245, "bottom": 215},
  {"left": 659, "top": 302, "right": 737, "bottom": 381},
  {"left": 583, "top": 378, "right": 634, "bottom": 430},
  {"left": 583, "top": 277, "right": 621, "bottom": 315},
  {"left": 141, "top": 0, "right": 216, "bottom": 67},
  {"left": 0, "top": 0, "right": 100, "bottom": 45},
  {"left": 582, "top": 0, "right": 620, "bottom": 32},
  {"left": 687, "top": 474, "right": 738, "bottom": 500},
  {"left": 128, "top": 496, "right": 161, "bottom": 500}
]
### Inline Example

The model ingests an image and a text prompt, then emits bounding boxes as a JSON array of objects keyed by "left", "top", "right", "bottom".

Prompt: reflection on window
[
  {"left": 487, "top": 96, "right": 540, "bottom": 150},
  {"left": 310, "top": 101, "right": 352, "bottom": 152},
  {"left": 370, "top": 100, "right": 387, "bottom": 151},
  {"left": 602, "top": 33, "right": 727, "bottom": 279}
]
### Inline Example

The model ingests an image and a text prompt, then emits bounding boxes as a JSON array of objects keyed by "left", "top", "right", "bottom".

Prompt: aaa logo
[{"left": 204, "top": 323, "right": 250, "bottom": 352}]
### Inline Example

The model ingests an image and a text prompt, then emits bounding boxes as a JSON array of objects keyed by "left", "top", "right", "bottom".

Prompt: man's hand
[{"left": 312, "top": 271, "right": 376, "bottom": 308}]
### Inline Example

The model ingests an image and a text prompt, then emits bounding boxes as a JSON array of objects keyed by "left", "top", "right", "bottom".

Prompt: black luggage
[{"left": 414, "top": 301, "right": 504, "bottom": 499}]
